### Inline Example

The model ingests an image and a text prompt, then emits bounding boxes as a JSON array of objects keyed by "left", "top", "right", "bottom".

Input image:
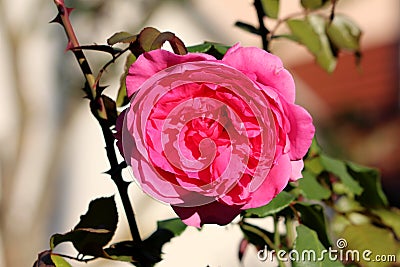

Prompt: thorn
[
  {"left": 104, "top": 162, "right": 128, "bottom": 176},
  {"left": 65, "top": 41, "right": 74, "bottom": 52},
  {"left": 49, "top": 14, "right": 62, "bottom": 24},
  {"left": 104, "top": 168, "right": 113, "bottom": 175},
  {"left": 66, "top": 7, "right": 74, "bottom": 16},
  {"left": 96, "top": 85, "right": 108, "bottom": 95}
]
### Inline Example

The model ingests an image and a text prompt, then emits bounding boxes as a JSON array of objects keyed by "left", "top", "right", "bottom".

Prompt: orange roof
[{"left": 291, "top": 42, "right": 399, "bottom": 116}]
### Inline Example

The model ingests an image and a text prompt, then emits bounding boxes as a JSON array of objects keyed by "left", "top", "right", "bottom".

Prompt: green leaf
[
  {"left": 308, "top": 137, "right": 322, "bottom": 157},
  {"left": 346, "top": 162, "right": 388, "bottom": 208},
  {"left": 235, "top": 21, "right": 260, "bottom": 35},
  {"left": 326, "top": 15, "right": 361, "bottom": 52},
  {"left": 287, "top": 15, "right": 336, "bottom": 72},
  {"left": 304, "top": 157, "right": 324, "bottom": 175},
  {"left": 271, "top": 34, "right": 298, "bottom": 41},
  {"left": 300, "top": 0, "right": 329, "bottom": 10},
  {"left": 156, "top": 218, "right": 187, "bottom": 236},
  {"left": 105, "top": 240, "right": 162, "bottom": 265},
  {"left": 107, "top": 31, "right": 137, "bottom": 45},
  {"left": 347, "top": 212, "right": 370, "bottom": 225},
  {"left": 371, "top": 208, "right": 400, "bottom": 238},
  {"left": 186, "top": 43, "right": 212, "bottom": 53},
  {"left": 145, "top": 218, "right": 187, "bottom": 256},
  {"left": 187, "top": 42, "right": 230, "bottom": 59},
  {"left": 116, "top": 53, "right": 136, "bottom": 107},
  {"left": 212, "top": 43, "right": 230, "bottom": 55},
  {"left": 320, "top": 155, "right": 363, "bottom": 195},
  {"left": 50, "top": 196, "right": 118, "bottom": 258},
  {"left": 341, "top": 224, "right": 400, "bottom": 267},
  {"left": 105, "top": 218, "right": 187, "bottom": 266},
  {"left": 331, "top": 214, "right": 351, "bottom": 235},
  {"left": 244, "top": 191, "right": 295, "bottom": 218},
  {"left": 293, "top": 225, "right": 343, "bottom": 267},
  {"left": 239, "top": 221, "right": 275, "bottom": 249},
  {"left": 334, "top": 196, "right": 364, "bottom": 213},
  {"left": 298, "top": 170, "right": 331, "bottom": 200},
  {"left": 261, "top": 0, "right": 279, "bottom": 18},
  {"left": 51, "top": 255, "right": 71, "bottom": 267},
  {"left": 294, "top": 203, "right": 331, "bottom": 248}
]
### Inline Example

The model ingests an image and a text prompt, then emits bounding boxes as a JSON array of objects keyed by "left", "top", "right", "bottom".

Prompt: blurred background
[{"left": 0, "top": 0, "right": 399, "bottom": 266}]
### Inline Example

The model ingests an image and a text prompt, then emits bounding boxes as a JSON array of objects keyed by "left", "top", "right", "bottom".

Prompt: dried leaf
[{"left": 107, "top": 31, "right": 137, "bottom": 45}]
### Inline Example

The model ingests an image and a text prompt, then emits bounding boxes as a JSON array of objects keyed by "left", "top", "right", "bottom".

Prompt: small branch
[
  {"left": 94, "top": 46, "right": 131, "bottom": 89},
  {"left": 289, "top": 203, "right": 301, "bottom": 223},
  {"left": 285, "top": 216, "right": 295, "bottom": 248},
  {"left": 52, "top": 1, "right": 96, "bottom": 101},
  {"left": 273, "top": 215, "right": 285, "bottom": 267},
  {"left": 268, "top": 11, "right": 305, "bottom": 41},
  {"left": 253, "top": 0, "right": 270, "bottom": 51},
  {"left": 51, "top": 253, "right": 96, "bottom": 263},
  {"left": 101, "top": 123, "right": 142, "bottom": 242},
  {"left": 52, "top": 0, "right": 141, "bottom": 243},
  {"left": 330, "top": 0, "right": 339, "bottom": 21}
]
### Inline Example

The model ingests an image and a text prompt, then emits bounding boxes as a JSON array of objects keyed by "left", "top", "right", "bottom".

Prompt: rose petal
[
  {"left": 222, "top": 45, "right": 296, "bottom": 104},
  {"left": 242, "top": 153, "right": 292, "bottom": 209},
  {"left": 283, "top": 102, "right": 315, "bottom": 160},
  {"left": 126, "top": 50, "right": 216, "bottom": 97},
  {"left": 290, "top": 159, "right": 304, "bottom": 181},
  {"left": 172, "top": 201, "right": 242, "bottom": 227},
  {"left": 119, "top": 45, "right": 315, "bottom": 226}
]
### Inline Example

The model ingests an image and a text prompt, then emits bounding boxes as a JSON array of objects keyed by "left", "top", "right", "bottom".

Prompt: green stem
[
  {"left": 52, "top": 0, "right": 141, "bottom": 244},
  {"left": 285, "top": 216, "right": 295, "bottom": 248},
  {"left": 273, "top": 215, "right": 285, "bottom": 267}
]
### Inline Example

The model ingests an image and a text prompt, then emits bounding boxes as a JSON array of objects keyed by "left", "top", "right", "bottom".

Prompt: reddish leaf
[
  {"left": 137, "top": 27, "right": 187, "bottom": 55},
  {"left": 33, "top": 251, "right": 55, "bottom": 267},
  {"left": 238, "top": 238, "right": 249, "bottom": 261},
  {"left": 138, "top": 27, "right": 162, "bottom": 52}
]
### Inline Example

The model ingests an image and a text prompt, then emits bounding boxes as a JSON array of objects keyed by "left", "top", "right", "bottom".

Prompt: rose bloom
[{"left": 116, "top": 44, "right": 315, "bottom": 227}]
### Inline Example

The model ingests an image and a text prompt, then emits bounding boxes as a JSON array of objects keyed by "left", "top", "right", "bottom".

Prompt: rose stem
[
  {"left": 273, "top": 215, "right": 285, "bottom": 267},
  {"left": 51, "top": 0, "right": 142, "bottom": 243},
  {"left": 254, "top": 0, "right": 271, "bottom": 52}
]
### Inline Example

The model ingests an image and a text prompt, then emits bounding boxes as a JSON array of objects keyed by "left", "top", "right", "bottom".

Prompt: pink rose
[{"left": 117, "top": 44, "right": 315, "bottom": 227}]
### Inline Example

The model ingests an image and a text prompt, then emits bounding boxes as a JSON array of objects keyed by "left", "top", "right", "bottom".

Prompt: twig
[
  {"left": 94, "top": 46, "right": 131, "bottom": 90},
  {"left": 51, "top": 253, "right": 97, "bottom": 263},
  {"left": 253, "top": 0, "right": 270, "bottom": 51},
  {"left": 267, "top": 11, "right": 305, "bottom": 41},
  {"left": 330, "top": 0, "right": 339, "bottom": 21},
  {"left": 52, "top": 0, "right": 141, "bottom": 243},
  {"left": 273, "top": 215, "right": 285, "bottom": 267}
]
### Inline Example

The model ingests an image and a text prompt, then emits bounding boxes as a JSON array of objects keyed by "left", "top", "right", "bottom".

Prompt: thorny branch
[{"left": 51, "top": 0, "right": 142, "bottom": 244}]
